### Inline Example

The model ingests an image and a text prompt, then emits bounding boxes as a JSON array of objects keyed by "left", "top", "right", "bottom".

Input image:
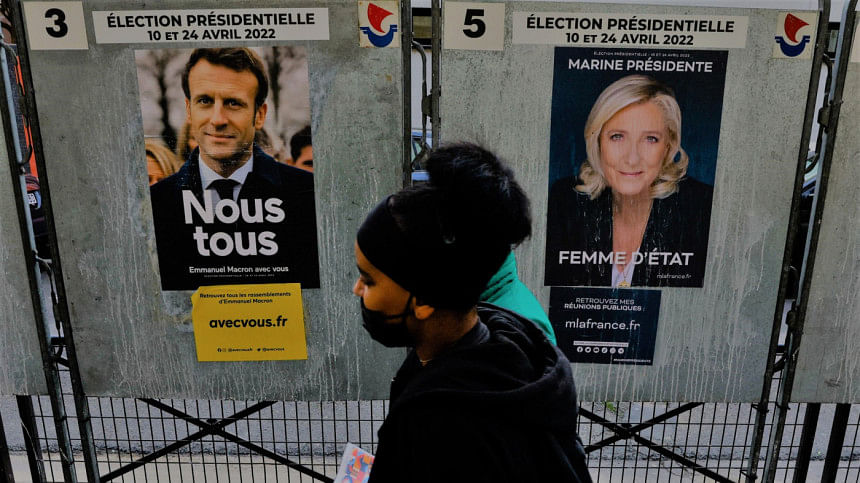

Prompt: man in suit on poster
[{"left": 150, "top": 48, "right": 319, "bottom": 290}]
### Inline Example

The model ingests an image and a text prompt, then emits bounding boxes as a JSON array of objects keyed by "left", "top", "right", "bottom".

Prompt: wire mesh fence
[
  {"left": 3, "top": 398, "right": 769, "bottom": 482},
  {"left": 581, "top": 401, "right": 753, "bottom": 482},
  {"left": 835, "top": 406, "right": 860, "bottom": 481},
  {"left": 8, "top": 363, "right": 860, "bottom": 483}
]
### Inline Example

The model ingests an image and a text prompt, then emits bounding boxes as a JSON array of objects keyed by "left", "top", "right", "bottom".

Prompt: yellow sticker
[{"left": 191, "top": 283, "right": 307, "bottom": 362}]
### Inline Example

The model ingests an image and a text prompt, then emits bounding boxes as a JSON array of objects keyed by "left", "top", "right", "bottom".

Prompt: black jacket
[
  {"left": 149, "top": 146, "right": 319, "bottom": 290},
  {"left": 545, "top": 176, "right": 713, "bottom": 287},
  {"left": 369, "top": 304, "right": 591, "bottom": 483}
]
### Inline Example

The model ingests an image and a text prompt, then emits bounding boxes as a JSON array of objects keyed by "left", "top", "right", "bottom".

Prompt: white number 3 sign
[{"left": 23, "top": 1, "right": 89, "bottom": 50}]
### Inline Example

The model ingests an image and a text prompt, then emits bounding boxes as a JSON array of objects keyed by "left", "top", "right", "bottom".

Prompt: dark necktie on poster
[{"left": 209, "top": 179, "right": 238, "bottom": 202}]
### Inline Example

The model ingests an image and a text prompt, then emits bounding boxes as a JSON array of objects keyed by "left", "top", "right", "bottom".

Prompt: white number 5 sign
[
  {"left": 23, "top": 1, "right": 88, "bottom": 50},
  {"left": 443, "top": 2, "right": 505, "bottom": 51}
]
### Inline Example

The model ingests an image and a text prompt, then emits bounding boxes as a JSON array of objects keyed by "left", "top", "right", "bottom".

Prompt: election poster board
[
  {"left": 136, "top": 47, "right": 320, "bottom": 290},
  {"left": 21, "top": 0, "right": 405, "bottom": 399},
  {"left": 440, "top": 2, "right": 819, "bottom": 402},
  {"left": 792, "top": 19, "right": 860, "bottom": 403},
  {"left": 543, "top": 47, "right": 726, "bottom": 365}
]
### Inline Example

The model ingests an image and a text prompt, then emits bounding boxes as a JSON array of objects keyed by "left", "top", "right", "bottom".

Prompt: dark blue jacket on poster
[
  {"left": 149, "top": 146, "right": 320, "bottom": 290},
  {"left": 545, "top": 176, "right": 713, "bottom": 287}
]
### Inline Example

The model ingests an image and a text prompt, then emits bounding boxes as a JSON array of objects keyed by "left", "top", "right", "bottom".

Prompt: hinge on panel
[{"left": 817, "top": 104, "right": 831, "bottom": 130}]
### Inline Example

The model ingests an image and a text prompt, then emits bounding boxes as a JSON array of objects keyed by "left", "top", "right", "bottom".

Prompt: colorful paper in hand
[{"left": 334, "top": 443, "right": 375, "bottom": 483}]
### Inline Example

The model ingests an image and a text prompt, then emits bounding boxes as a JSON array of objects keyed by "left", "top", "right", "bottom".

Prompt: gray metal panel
[
  {"left": 27, "top": 0, "right": 404, "bottom": 399},
  {"left": 441, "top": 2, "right": 814, "bottom": 402},
  {"left": 0, "top": 119, "right": 46, "bottom": 395},
  {"left": 793, "top": 27, "right": 860, "bottom": 403}
]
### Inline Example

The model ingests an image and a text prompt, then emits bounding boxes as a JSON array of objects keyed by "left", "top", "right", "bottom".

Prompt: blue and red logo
[
  {"left": 360, "top": 3, "right": 398, "bottom": 47},
  {"left": 775, "top": 13, "right": 811, "bottom": 57}
]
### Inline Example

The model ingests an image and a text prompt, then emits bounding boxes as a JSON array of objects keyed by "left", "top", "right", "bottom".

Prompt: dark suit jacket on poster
[
  {"left": 150, "top": 146, "right": 320, "bottom": 290},
  {"left": 545, "top": 176, "right": 713, "bottom": 288}
]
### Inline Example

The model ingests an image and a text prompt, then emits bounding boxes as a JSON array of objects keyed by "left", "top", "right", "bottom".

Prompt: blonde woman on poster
[{"left": 545, "top": 74, "right": 713, "bottom": 288}]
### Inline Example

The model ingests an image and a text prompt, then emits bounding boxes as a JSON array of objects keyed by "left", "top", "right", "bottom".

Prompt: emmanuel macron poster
[{"left": 136, "top": 46, "right": 320, "bottom": 290}]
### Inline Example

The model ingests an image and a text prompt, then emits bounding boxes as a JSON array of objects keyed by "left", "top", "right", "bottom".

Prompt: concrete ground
[{"left": 8, "top": 452, "right": 342, "bottom": 482}]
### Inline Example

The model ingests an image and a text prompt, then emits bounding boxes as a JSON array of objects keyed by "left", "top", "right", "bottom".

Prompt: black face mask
[{"left": 360, "top": 295, "right": 414, "bottom": 347}]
